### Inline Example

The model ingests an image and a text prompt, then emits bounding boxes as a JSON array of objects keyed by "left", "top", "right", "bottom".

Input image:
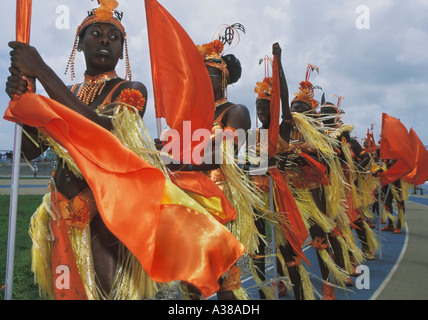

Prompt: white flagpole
[
  {"left": 5, "top": 123, "right": 22, "bottom": 300},
  {"left": 269, "top": 176, "right": 279, "bottom": 300},
  {"left": 376, "top": 169, "right": 383, "bottom": 261}
]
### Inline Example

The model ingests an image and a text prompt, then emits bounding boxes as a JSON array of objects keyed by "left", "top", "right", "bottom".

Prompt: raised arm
[{"left": 272, "top": 43, "right": 292, "bottom": 143}]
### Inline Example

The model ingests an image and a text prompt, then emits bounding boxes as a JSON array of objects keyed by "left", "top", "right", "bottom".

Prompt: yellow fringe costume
[
  {"left": 284, "top": 112, "right": 351, "bottom": 288},
  {"left": 29, "top": 104, "right": 163, "bottom": 300},
  {"left": 248, "top": 129, "right": 315, "bottom": 300}
]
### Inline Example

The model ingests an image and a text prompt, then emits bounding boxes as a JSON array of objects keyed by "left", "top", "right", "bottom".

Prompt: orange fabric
[
  {"left": 267, "top": 57, "right": 309, "bottom": 266},
  {"left": 268, "top": 56, "right": 280, "bottom": 159},
  {"left": 285, "top": 255, "right": 302, "bottom": 268},
  {"left": 16, "top": 0, "right": 32, "bottom": 44},
  {"left": 219, "top": 264, "right": 241, "bottom": 292},
  {"left": 404, "top": 128, "right": 428, "bottom": 186},
  {"left": 299, "top": 152, "right": 329, "bottom": 186},
  {"left": 169, "top": 171, "right": 236, "bottom": 224},
  {"left": 310, "top": 237, "right": 329, "bottom": 251},
  {"left": 379, "top": 113, "right": 415, "bottom": 185},
  {"left": 15, "top": 0, "right": 33, "bottom": 94},
  {"left": 145, "top": 0, "right": 214, "bottom": 164},
  {"left": 341, "top": 163, "right": 360, "bottom": 223},
  {"left": 4, "top": 93, "right": 244, "bottom": 298},
  {"left": 49, "top": 187, "right": 88, "bottom": 300}
]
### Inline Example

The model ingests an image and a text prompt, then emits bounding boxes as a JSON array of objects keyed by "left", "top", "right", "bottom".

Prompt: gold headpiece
[{"left": 65, "top": 0, "right": 132, "bottom": 81}]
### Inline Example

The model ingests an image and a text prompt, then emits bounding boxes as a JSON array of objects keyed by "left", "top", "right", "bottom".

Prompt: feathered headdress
[
  {"left": 197, "top": 23, "right": 245, "bottom": 75},
  {"left": 291, "top": 63, "right": 320, "bottom": 109},
  {"left": 254, "top": 56, "right": 273, "bottom": 101}
]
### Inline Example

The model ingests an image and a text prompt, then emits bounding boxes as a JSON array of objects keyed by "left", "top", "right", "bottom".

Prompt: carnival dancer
[
  {"left": 5, "top": 2, "right": 244, "bottom": 300},
  {"left": 250, "top": 43, "right": 314, "bottom": 300},
  {"left": 154, "top": 24, "right": 262, "bottom": 300},
  {"left": 195, "top": 24, "right": 267, "bottom": 300},
  {"left": 282, "top": 65, "right": 351, "bottom": 300},
  {"left": 320, "top": 100, "right": 378, "bottom": 268},
  {"left": 381, "top": 163, "right": 408, "bottom": 234}
]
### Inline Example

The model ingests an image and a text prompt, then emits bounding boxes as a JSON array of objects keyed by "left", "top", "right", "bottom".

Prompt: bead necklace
[
  {"left": 215, "top": 97, "right": 229, "bottom": 109},
  {"left": 76, "top": 70, "right": 119, "bottom": 105}
]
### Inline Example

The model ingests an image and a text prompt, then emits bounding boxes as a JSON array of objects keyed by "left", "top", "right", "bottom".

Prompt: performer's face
[
  {"left": 320, "top": 105, "right": 337, "bottom": 127},
  {"left": 291, "top": 101, "right": 311, "bottom": 113},
  {"left": 256, "top": 99, "right": 271, "bottom": 128},
  {"left": 78, "top": 23, "right": 124, "bottom": 74},
  {"left": 207, "top": 65, "right": 224, "bottom": 99}
]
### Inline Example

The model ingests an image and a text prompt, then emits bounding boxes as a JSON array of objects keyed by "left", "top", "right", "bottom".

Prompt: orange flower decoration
[
  {"left": 254, "top": 77, "right": 273, "bottom": 100},
  {"left": 211, "top": 40, "right": 224, "bottom": 55},
  {"left": 197, "top": 40, "right": 224, "bottom": 59},
  {"left": 299, "top": 81, "right": 313, "bottom": 90},
  {"left": 94, "top": 0, "right": 119, "bottom": 21},
  {"left": 117, "top": 88, "right": 146, "bottom": 112}
]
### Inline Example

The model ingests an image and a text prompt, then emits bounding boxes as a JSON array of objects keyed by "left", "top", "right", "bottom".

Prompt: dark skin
[
  {"left": 256, "top": 43, "right": 291, "bottom": 141},
  {"left": 6, "top": 22, "right": 147, "bottom": 296},
  {"left": 207, "top": 63, "right": 251, "bottom": 301},
  {"left": 254, "top": 43, "right": 309, "bottom": 300}
]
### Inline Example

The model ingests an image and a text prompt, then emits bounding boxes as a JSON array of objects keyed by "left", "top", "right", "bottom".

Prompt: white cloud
[{"left": 0, "top": 0, "right": 427, "bottom": 151}]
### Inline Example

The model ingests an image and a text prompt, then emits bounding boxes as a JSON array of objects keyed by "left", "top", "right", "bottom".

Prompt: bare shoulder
[
  {"left": 111, "top": 80, "right": 149, "bottom": 117},
  {"left": 225, "top": 103, "right": 251, "bottom": 131},
  {"left": 114, "top": 80, "right": 147, "bottom": 96}
]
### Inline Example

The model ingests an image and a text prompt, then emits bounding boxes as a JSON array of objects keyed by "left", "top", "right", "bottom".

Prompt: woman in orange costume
[
  {"left": 154, "top": 24, "right": 259, "bottom": 300},
  {"left": 6, "top": 3, "right": 244, "bottom": 300},
  {"left": 251, "top": 43, "right": 314, "bottom": 300},
  {"left": 7, "top": 4, "right": 148, "bottom": 299}
]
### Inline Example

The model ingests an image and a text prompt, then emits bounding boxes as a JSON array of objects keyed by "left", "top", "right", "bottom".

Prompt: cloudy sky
[{"left": 1, "top": 0, "right": 427, "bottom": 151}]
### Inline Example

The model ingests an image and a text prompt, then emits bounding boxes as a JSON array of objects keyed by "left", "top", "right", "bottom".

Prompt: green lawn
[{"left": 0, "top": 195, "right": 44, "bottom": 300}]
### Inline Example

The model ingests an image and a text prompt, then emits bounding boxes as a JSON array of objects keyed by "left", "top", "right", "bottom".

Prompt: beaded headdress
[
  {"left": 65, "top": 0, "right": 132, "bottom": 81},
  {"left": 291, "top": 63, "right": 320, "bottom": 109}
]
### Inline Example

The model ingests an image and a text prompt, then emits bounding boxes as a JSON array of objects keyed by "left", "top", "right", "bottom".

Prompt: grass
[{"left": 0, "top": 195, "right": 44, "bottom": 300}]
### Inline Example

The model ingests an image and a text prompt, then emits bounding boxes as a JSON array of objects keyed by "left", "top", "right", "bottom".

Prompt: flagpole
[
  {"left": 269, "top": 176, "right": 279, "bottom": 300},
  {"left": 5, "top": 123, "right": 22, "bottom": 300},
  {"left": 5, "top": 0, "right": 32, "bottom": 300},
  {"left": 376, "top": 165, "right": 383, "bottom": 261}
]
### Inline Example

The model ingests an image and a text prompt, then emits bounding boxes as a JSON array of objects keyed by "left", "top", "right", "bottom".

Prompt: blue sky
[{"left": 1, "top": 0, "right": 427, "bottom": 151}]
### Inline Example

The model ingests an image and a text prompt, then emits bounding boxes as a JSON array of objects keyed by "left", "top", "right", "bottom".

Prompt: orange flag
[
  {"left": 404, "top": 128, "right": 428, "bottom": 186},
  {"left": 16, "top": 0, "right": 32, "bottom": 43},
  {"left": 379, "top": 113, "right": 415, "bottom": 185},
  {"left": 145, "top": 0, "right": 214, "bottom": 164},
  {"left": 4, "top": 93, "right": 244, "bottom": 298},
  {"left": 169, "top": 171, "right": 237, "bottom": 225},
  {"left": 268, "top": 56, "right": 309, "bottom": 265}
]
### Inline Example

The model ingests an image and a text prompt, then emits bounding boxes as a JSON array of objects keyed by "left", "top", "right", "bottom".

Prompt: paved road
[{"left": 375, "top": 196, "right": 428, "bottom": 300}]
